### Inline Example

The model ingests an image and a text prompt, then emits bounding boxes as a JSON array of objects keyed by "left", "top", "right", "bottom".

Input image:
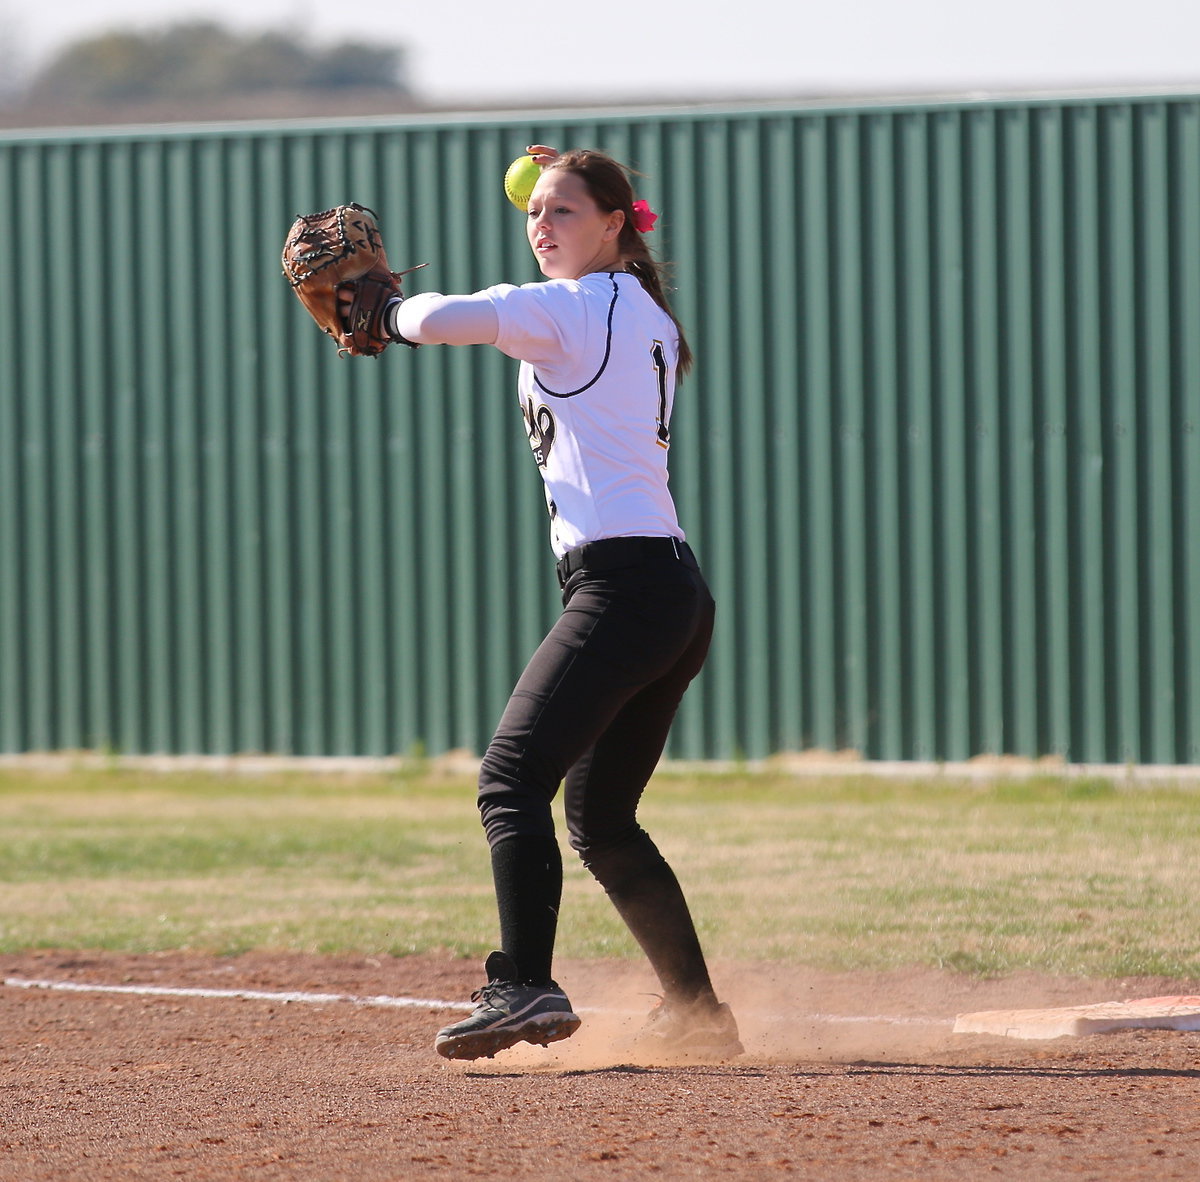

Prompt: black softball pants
[{"left": 477, "top": 536, "right": 717, "bottom": 1000}]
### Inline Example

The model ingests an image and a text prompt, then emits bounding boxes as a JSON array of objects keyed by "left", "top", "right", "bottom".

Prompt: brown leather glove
[{"left": 282, "top": 203, "right": 422, "bottom": 356}]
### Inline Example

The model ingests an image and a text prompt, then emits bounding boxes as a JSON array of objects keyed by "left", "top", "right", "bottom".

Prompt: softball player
[{"left": 385, "top": 146, "right": 741, "bottom": 1061}]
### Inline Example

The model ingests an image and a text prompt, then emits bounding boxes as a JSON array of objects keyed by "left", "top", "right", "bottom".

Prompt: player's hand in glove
[
  {"left": 336, "top": 265, "right": 422, "bottom": 354},
  {"left": 282, "top": 202, "right": 424, "bottom": 357}
]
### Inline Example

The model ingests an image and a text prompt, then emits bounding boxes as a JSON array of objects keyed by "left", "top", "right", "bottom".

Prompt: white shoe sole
[{"left": 435, "top": 1012, "right": 582, "bottom": 1061}]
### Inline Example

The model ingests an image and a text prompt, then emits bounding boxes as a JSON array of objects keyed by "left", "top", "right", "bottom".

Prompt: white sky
[{"left": 3, "top": 0, "right": 1200, "bottom": 105}]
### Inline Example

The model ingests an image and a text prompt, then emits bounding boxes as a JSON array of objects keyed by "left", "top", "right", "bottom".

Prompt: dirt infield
[{"left": 2, "top": 952, "right": 1197, "bottom": 1180}]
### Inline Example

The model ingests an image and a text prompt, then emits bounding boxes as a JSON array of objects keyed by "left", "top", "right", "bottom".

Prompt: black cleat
[
  {"left": 435, "top": 951, "right": 582, "bottom": 1061},
  {"left": 632, "top": 994, "right": 744, "bottom": 1060}
]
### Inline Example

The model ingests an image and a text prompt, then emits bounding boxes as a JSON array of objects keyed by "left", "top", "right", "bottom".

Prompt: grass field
[{"left": 1, "top": 765, "right": 1198, "bottom": 979}]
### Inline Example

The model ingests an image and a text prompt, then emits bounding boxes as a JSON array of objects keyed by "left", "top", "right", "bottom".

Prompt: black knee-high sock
[
  {"left": 582, "top": 829, "right": 715, "bottom": 1004},
  {"left": 490, "top": 835, "right": 563, "bottom": 985}
]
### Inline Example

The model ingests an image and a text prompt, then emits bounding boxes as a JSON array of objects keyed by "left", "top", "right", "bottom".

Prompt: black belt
[{"left": 556, "top": 536, "right": 690, "bottom": 588}]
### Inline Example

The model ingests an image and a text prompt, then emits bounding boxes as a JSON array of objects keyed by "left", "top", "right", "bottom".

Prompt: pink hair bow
[{"left": 632, "top": 199, "right": 658, "bottom": 233}]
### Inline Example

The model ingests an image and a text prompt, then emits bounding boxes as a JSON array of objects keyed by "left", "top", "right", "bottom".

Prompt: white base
[{"left": 953, "top": 995, "right": 1200, "bottom": 1040}]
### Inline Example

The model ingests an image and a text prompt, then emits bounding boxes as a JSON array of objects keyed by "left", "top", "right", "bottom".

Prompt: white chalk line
[
  {"left": 2, "top": 975, "right": 949, "bottom": 1027},
  {"left": 4, "top": 977, "right": 474, "bottom": 1012}
]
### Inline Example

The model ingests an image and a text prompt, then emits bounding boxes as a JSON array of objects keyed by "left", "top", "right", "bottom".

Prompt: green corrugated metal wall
[{"left": 3, "top": 93, "right": 1200, "bottom": 762}]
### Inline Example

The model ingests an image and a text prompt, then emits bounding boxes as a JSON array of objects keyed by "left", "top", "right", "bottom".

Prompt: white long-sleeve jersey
[{"left": 395, "top": 271, "right": 684, "bottom": 559}]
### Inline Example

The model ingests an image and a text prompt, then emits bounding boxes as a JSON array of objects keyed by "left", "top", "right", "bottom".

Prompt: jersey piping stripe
[{"left": 533, "top": 273, "right": 621, "bottom": 400}]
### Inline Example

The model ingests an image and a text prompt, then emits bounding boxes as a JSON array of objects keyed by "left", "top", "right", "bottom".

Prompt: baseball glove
[{"left": 282, "top": 202, "right": 423, "bottom": 356}]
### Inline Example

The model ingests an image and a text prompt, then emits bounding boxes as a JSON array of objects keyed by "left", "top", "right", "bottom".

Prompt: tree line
[{"left": 16, "top": 22, "right": 411, "bottom": 108}]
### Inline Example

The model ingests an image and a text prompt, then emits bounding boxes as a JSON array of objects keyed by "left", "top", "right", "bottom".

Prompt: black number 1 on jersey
[{"left": 650, "top": 340, "right": 671, "bottom": 450}]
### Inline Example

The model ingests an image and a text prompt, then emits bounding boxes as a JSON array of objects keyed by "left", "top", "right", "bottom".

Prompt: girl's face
[{"left": 526, "top": 169, "right": 625, "bottom": 280}]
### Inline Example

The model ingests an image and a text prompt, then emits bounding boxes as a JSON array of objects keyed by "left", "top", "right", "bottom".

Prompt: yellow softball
[{"left": 503, "top": 155, "right": 541, "bottom": 211}]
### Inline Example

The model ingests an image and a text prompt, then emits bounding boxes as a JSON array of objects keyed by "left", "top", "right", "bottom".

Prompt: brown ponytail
[{"left": 543, "top": 150, "right": 693, "bottom": 376}]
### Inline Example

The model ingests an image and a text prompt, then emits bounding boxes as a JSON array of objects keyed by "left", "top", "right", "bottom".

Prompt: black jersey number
[
  {"left": 521, "top": 393, "right": 556, "bottom": 468},
  {"left": 651, "top": 341, "right": 671, "bottom": 450}
]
